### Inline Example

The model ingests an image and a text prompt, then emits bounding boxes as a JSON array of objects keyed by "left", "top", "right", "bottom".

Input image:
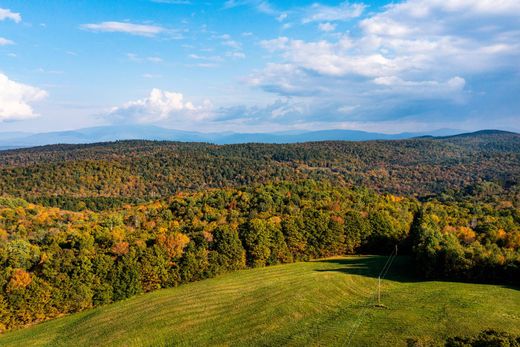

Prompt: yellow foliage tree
[
  {"left": 456, "top": 226, "right": 476, "bottom": 245},
  {"left": 8, "top": 269, "right": 32, "bottom": 292},
  {"left": 157, "top": 233, "right": 190, "bottom": 259}
]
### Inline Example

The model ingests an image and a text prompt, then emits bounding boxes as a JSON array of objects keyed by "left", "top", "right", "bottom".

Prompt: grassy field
[{"left": 1, "top": 256, "right": 519, "bottom": 347}]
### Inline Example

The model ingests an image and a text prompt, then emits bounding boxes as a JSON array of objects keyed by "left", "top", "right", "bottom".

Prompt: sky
[{"left": 0, "top": 0, "right": 519, "bottom": 134}]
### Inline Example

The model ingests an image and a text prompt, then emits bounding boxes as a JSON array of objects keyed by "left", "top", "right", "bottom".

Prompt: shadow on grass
[
  {"left": 314, "top": 256, "right": 418, "bottom": 283},
  {"left": 315, "top": 256, "right": 519, "bottom": 291}
]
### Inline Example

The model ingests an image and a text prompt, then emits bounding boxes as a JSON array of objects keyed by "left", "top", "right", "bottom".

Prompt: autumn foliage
[{"left": 0, "top": 180, "right": 518, "bottom": 332}]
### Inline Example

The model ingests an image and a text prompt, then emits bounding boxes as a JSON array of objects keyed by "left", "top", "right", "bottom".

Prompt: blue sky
[{"left": 0, "top": 0, "right": 519, "bottom": 134}]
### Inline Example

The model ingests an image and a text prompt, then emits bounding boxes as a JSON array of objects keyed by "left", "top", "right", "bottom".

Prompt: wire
[
  {"left": 380, "top": 250, "right": 397, "bottom": 280},
  {"left": 345, "top": 246, "right": 398, "bottom": 346}
]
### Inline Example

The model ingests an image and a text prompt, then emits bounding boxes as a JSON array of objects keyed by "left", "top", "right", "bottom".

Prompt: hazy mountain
[
  {"left": 0, "top": 131, "right": 33, "bottom": 141},
  {"left": 0, "top": 125, "right": 465, "bottom": 149}
]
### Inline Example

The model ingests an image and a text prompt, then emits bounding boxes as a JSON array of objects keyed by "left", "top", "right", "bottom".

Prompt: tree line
[{"left": 1, "top": 181, "right": 518, "bottom": 332}]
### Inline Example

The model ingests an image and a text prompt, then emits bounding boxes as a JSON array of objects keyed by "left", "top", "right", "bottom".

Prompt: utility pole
[{"left": 377, "top": 276, "right": 381, "bottom": 305}]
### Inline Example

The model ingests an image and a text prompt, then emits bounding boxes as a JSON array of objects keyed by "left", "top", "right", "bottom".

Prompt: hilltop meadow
[{"left": 1, "top": 256, "right": 519, "bottom": 347}]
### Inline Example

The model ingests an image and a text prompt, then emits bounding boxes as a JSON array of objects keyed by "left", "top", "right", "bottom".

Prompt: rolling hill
[
  {"left": 1, "top": 256, "right": 518, "bottom": 347},
  {"left": 0, "top": 125, "right": 464, "bottom": 148},
  {"left": 0, "top": 130, "right": 518, "bottom": 210}
]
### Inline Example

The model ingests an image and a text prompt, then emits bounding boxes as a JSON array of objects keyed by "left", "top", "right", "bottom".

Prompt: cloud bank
[{"left": 245, "top": 0, "right": 520, "bottom": 129}]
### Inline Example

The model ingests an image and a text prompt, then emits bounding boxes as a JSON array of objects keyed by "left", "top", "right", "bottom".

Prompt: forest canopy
[{"left": 0, "top": 131, "right": 518, "bottom": 211}]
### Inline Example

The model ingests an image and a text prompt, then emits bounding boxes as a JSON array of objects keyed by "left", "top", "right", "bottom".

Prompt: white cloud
[
  {"left": 277, "top": 13, "right": 288, "bottom": 22},
  {"left": 256, "top": 1, "right": 279, "bottom": 16},
  {"left": 337, "top": 105, "right": 359, "bottom": 114},
  {"left": 126, "top": 53, "right": 165, "bottom": 63},
  {"left": 359, "top": 0, "right": 520, "bottom": 38},
  {"left": 260, "top": 37, "right": 398, "bottom": 77},
  {"left": 223, "top": 0, "right": 286, "bottom": 19},
  {"left": 0, "top": 8, "right": 21, "bottom": 23},
  {"left": 0, "top": 8, "right": 20, "bottom": 48},
  {"left": 214, "top": 98, "right": 311, "bottom": 123},
  {"left": 247, "top": 63, "right": 324, "bottom": 96},
  {"left": 0, "top": 37, "right": 14, "bottom": 46},
  {"left": 373, "top": 76, "right": 465, "bottom": 88},
  {"left": 189, "top": 54, "right": 223, "bottom": 62},
  {"left": 226, "top": 51, "right": 246, "bottom": 59},
  {"left": 190, "top": 63, "right": 219, "bottom": 68},
  {"left": 372, "top": 76, "right": 466, "bottom": 99},
  {"left": 318, "top": 22, "right": 336, "bottom": 32},
  {"left": 0, "top": 73, "right": 48, "bottom": 121},
  {"left": 302, "top": 2, "right": 364, "bottom": 23},
  {"left": 222, "top": 39, "right": 241, "bottom": 49},
  {"left": 223, "top": 0, "right": 244, "bottom": 9},
  {"left": 127, "top": 53, "right": 140, "bottom": 62},
  {"left": 214, "top": 34, "right": 245, "bottom": 58},
  {"left": 257, "top": 0, "right": 520, "bottom": 87},
  {"left": 260, "top": 37, "right": 289, "bottom": 52},
  {"left": 80, "top": 21, "right": 165, "bottom": 37},
  {"left": 378, "top": 0, "right": 520, "bottom": 18},
  {"left": 106, "top": 88, "right": 213, "bottom": 124},
  {"left": 223, "top": 1, "right": 364, "bottom": 26},
  {"left": 248, "top": 0, "right": 520, "bottom": 128}
]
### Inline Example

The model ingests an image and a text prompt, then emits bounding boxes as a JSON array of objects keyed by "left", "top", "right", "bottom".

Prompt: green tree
[{"left": 211, "top": 225, "right": 246, "bottom": 272}]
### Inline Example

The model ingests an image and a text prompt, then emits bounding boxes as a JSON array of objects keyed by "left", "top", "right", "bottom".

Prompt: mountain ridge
[
  {"left": 0, "top": 127, "right": 517, "bottom": 152},
  {"left": 0, "top": 125, "right": 468, "bottom": 149},
  {"left": 440, "top": 129, "right": 520, "bottom": 138}
]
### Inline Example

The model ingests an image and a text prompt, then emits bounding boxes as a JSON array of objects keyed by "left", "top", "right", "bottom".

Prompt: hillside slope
[
  {"left": 1, "top": 256, "right": 519, "bottom": 347},
  {"left": 0, "top": 131, "right": 518, "bottom": 209}
]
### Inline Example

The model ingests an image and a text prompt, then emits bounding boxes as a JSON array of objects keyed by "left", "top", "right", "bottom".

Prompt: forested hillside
[
  {"left": 0, "top": 131, "right": 518, "bottom": 211},
  {"left": 1, "top": 181, "right": 519, "bottom": 331}
]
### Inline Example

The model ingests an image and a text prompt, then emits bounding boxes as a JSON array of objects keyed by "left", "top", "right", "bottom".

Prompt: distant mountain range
[{"left": 0, "top": 125, "right": 494, "bottom": 149}]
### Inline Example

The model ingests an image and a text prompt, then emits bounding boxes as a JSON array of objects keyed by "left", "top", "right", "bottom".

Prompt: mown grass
[{"left": 1, "top": 256, "right": 518, "bottom": 346}]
